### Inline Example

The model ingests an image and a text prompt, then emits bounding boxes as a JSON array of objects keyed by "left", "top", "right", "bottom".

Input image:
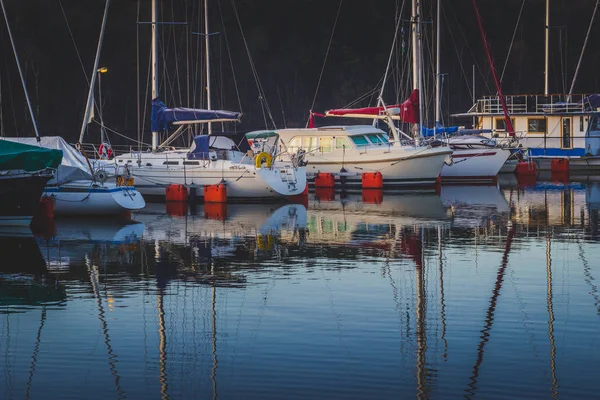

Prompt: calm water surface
[{"left": 1, "top": 176, "right": 600, "bottom": 399}]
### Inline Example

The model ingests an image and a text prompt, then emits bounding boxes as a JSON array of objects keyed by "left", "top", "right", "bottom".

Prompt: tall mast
[
  {"left": 151, "top": 0, "right": 159, "bottom": 150},
  {"left": 435, "top": 0, "right": 442, "bottom": 128},
  {"left": 0, "top": 0, "right": 41, "bottom": 140},
  {"left": 412, "top": 0, "right": 422, "bottom": 143},
  {"left": 78, "top": 0, "right": 111, "bottom": 145},
  {"left": 544, "top": 0, "right": 550, "bottom": 95},
  {"left": 204, "top": 0, "right": 212, "bottom": 135}
]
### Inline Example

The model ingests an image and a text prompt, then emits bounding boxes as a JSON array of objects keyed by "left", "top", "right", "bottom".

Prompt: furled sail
[
  {"left": 323, "top": 89, "right": 420, "bottom": 124},
  {"left": 151, "top": 98, "right": 241, "bottom": 132}
]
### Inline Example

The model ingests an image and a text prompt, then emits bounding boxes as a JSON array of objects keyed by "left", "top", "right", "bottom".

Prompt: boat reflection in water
[{"left": 1, "top": 182, "right": 600, "bottom": 399}]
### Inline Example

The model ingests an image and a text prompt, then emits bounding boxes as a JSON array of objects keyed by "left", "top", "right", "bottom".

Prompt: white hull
[
  {"left": 44, "top": 180, "right": 146, "bottom": 216},
  {"left": 103, "top": 154, "right": 307, "bottom": 200},
  {"left": 301, "top": 146, "right": 451, "bottom": 187},
  {"left": 441, "top": 148, "right": 511, "bottom": 182}
]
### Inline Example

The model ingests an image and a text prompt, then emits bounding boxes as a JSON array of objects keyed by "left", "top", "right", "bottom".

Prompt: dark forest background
[{"left": 0, "top": 0, "right": 599, "bottom": 145}]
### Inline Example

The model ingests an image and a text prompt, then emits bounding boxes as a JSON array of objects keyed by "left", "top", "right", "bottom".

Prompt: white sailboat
[
  {"left": 1, "top": 0, "right": 144, "bottom": 217},
  {"left": 4, "top": 136, "right": 145, "bottom": 215},
  {"left": 424, "top": 0, "right": 512, "bottom": 183},
  {"left": 99, "top": 0, "right": 306, "bottom": 201}
]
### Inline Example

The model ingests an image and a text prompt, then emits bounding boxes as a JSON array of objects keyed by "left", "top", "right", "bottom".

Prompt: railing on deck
[{"left": 472, "top": 94, "right": 596, "bottom": 115}]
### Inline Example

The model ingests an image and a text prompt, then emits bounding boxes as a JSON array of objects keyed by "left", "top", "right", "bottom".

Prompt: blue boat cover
[
  {"left": 151, "top": 98, "right": 241, "bottom": 132},
  {"left": 188, "top": 135, "right": 210, "bottom": 160},
  {"left": 421, "top": 124, "right": 459, "bottom": 137}
]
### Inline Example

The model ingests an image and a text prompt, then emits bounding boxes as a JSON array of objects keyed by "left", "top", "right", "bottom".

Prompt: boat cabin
[
  {"left": 274, "top": 125, "right": 391, "bottom": 154},
  {"left": 452, "top": 93, "right": 600, "bottom": 158}
]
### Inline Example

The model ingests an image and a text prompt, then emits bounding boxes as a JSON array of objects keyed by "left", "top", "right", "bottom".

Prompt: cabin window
[
  {"left": 288, "top": 137, "right": 302, "bottom": 152},
  {"left": 366, "top": 133, "right": 384, "bottom": 144},
  {"left": 163, "top": 161, "right": 179, "bottom": 165},
  {"left": 495, "top": 118, "right": 515, "bottom": 131},
  {"left": 350, "top": 135, "right": 369, "bottom": 146},
  {"left": 183, "top": 161, "right": 200, "bottom": 165},
  {"left": 527, "top": 118, "right": 546, "bottom": 134},
  {"left": 580, "top": 116, "right": 585, "bottom": 132},
  {"left": 320, "top": 137, "right": 333, "bottom": 152},
  {"left": 299, "top": 136, "right": 318, "bottom": 151},
  {"left": 379, "top": 134, "right": 389, "bottom": 143},
  {"left": 335, "top": 137, "right": 350, "bottom": 149},
  {"left": 118, "top": 159, "right": 124, "bottom": 163}
]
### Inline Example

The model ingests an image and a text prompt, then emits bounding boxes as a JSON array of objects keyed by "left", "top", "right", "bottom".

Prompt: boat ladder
[{"left": 279, "top": 167, "right": 298, "bottom": 190}]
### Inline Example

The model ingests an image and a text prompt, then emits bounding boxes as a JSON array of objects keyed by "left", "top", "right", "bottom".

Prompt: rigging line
[
  {"left": 137, "top": 0, "right": 141, "bottom": 151},
  {"left": 229, "top": 0, "right": 276, "bottom": 129},
  {"left": 169, "top": 0, "right": 182, "bottom": 105},
  {"left": 0, "top": 0, "right": 41, "bottom": 139},
  {"left": 377, "top": 0, "right": 405, "bottom": 107},
  {"left": 307, "top": 0, "right": 343, "bottom": 127},
  {"left": 57, "top": 0, "right": 89, "bottom": 85},
  {"left": 217, "top": 0, "right": 242, "bottom": 113},
  {"left": 91, "top": 119, "right": 151, "bottom": 145},
  {"left": 500, "top": 0, "right": 526, "bottom": 82},
  {"left": 569, "top": 0, "right": 599, "bottom": 95},
  {"left": 443, "top": 3, "right": 492, "bottom": 96}
]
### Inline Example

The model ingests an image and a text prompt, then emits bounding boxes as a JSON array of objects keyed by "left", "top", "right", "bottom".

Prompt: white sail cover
[
  {"left": 209, "top": 136, "right": 236, "bottom": 150},
  {"left": 2, "top": 136, "right": 92, "bottom": 184}
]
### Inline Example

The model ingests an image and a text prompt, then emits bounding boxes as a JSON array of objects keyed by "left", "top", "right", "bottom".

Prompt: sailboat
[
  {"left": 2, "top": 0, "right": 145, "bottom": 216},
  {"left": 98, "top": 0, "right": 306, "bottom": 201},
  {"left": 453, "top": 0, "right": 600, "bottom": 171},
  {"left": 418, "top": 0, "right": 513, "bottom": 183}
]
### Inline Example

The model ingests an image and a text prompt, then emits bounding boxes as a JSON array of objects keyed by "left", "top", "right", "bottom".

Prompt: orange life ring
[{"left": 99, "top": 142, "right": 113, "bottom": 158}]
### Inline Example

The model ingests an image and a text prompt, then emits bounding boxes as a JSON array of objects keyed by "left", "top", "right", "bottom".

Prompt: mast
[
  {"left": 0, "top": 0, "right": 41, "bottom": 140},
  {"left": 204, "top": 0, "right": 212, "bottom": 135},
  {"left": 544, "top": 0, "right": 550, "bottom": 95},
  {"left": 151, "top": 0, "right": 159, "bottom": 150},
  {"left": 411, "top": 0, "right": 422, "bottom": 144},
  {"left": 78, "top": 0, "right": 111, "bottom": 145},
  {"left": 435, "top": 0, "right": 442, "bottom": 129}
]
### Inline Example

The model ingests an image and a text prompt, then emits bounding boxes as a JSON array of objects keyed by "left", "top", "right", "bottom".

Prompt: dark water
[{"left": 2, "top": 176, "right": 600, "bottom": 399}]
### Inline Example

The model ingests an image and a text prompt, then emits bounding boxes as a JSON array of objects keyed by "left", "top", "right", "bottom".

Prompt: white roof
[{"left": 276, "top": 125, "right": 386, "bottom": 138}]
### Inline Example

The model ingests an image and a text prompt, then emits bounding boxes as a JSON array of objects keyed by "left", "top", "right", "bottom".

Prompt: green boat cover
[
  {"left": 245, "top": 130, "right": 279, "bottom": 140},
  {"left": 0, "top": 139, "right": 63, "bottom": 172}
]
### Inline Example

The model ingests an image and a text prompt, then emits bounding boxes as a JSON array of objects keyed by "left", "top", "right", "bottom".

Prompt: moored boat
[
  {"left": 0, "top": 140, "right": 62, "bottom": 226},
  {"left": 266, "top": 125, "right": 451, "bottom": 189},
  {"left": 3, "top": 137, "right": 145, "bottom": 216}
]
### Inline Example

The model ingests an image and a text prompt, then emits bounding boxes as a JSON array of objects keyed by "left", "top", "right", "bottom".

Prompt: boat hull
[
  {"left": 0, "top": 171, "right": 53, "bottom": 226},
  {"left": 44, "top": 181, "right": 146, "bottom": 216},
  {"left": 302, "top": 146, "right": 451, "bottom": 188},
  {"left": 103, "top": 157, "right": 307, "bottom": 201},
  {"left": 441, "top": 148, "right": 511, "bottom": 183}
]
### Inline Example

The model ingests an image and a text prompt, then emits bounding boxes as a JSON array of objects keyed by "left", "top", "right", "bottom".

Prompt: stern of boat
[{"left": 255, "top": 165, "right": 307, "bottom": 197}]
